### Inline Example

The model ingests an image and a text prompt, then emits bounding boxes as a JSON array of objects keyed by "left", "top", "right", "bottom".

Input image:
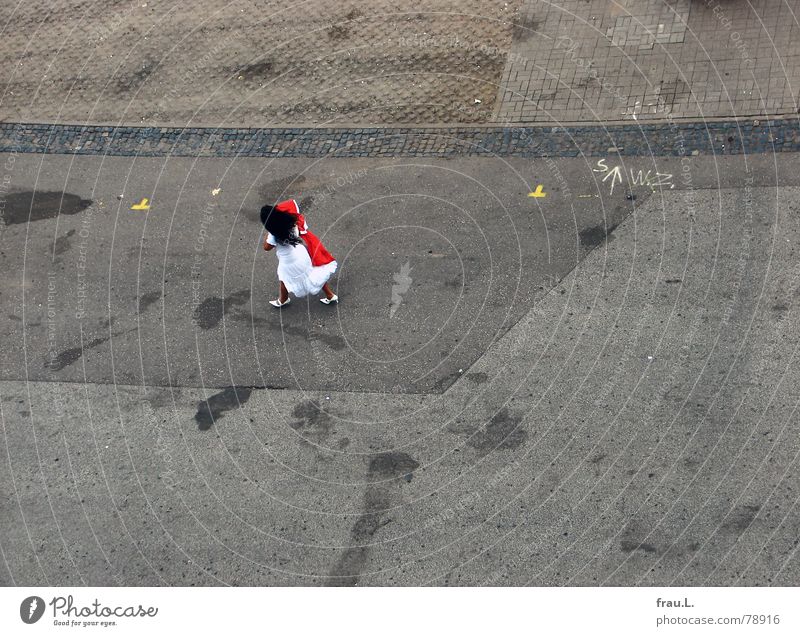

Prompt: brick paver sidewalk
[{"left": 498, "top": 0, "right": 800, "bottom": 123}]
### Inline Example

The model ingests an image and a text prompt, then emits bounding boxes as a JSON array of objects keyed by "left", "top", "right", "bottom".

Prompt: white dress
[{"left": 266, "top": 228, "right": 338, "bottom": 297}]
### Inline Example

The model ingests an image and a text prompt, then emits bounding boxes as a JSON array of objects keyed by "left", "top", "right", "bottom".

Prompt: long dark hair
[{"left": 260, "top": 205, "right": 302, "bottom": 246}]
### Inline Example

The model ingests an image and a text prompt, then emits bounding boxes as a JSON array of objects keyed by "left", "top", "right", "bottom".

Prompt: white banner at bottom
[{"left": 1, "top": 587, "right": 795, "bottom": 636}]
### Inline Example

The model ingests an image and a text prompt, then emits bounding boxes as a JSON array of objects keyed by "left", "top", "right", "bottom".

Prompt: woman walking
[{"left": 261, "top": 201, "right": 338, "bottom": 307}]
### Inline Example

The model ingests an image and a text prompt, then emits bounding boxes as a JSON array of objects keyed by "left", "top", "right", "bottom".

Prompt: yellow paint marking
[
  {"left": 130, "top": 198, "right": 151, "bottom": 210},
  {"left": 528, "top": 185, "right": 547, "bottom": 198}
]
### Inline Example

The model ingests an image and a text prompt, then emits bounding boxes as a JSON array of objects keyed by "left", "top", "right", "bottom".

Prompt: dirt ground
[{"left": 0, "top": 0, "right": 523, "bottom": 126}]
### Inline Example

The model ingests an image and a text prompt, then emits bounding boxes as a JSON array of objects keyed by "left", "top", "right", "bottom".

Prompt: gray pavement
[
  {"left": 0, "top": 153, "right": 642, "bottom": 394},
  {"left": 2, "top": 151, "right": 800, "bottom": 585},
  {"left": 499, "top": 0, "right": 800, "bottom": 123}
]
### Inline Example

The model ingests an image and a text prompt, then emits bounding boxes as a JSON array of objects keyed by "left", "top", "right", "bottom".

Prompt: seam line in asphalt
[{"left": 0, "top": 379, "right": 432, "bottom": 398}]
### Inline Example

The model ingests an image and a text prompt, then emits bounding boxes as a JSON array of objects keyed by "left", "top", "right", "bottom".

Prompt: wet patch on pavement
[
  {"left": 579, "top": 222, "right": 618, "bottom": 249},
  {"left": 138, "top": 290, "right": 162, "bottom": 313},
  {"left": 328, "top": 489, "right": 392, "bottom": 587},
  {"left": 620, "top": 540, "right": 658, "bottom": 554},
  {"left": 194, "top": 385, "right": 255, "bottom": 431},
  {"left": 2, "top": 191, "right": 92, "bottom": 225},
  {"left": 368, "top": 452, "right": 420, "bottom": 480},
  {"left": 467, "top": 408, "right": 528, "bottom": 452},
  {"left": 48, "top": 336, "right": 109, "bottom": 371},
  {"left": 721, "top": 504, "right": 760, "bottom": 535},
  {"left": 53, "top": 229, "right": 76, "bottom": 256},
  {"left": 193, "top": 289, "right": 251, "bottom": 329},
  {"left": 290, "top": 400, "right": 333, "bottom": 444},
  {"left": 329, "top": 450, "right": 419, "bottom": 586}
]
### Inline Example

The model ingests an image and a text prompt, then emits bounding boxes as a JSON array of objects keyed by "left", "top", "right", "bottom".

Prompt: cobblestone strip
[{"left": 1, "top": 119, "right": 798, "bottom": 158}]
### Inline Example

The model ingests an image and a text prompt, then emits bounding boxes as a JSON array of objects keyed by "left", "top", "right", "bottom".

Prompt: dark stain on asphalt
[
  {"left": 368, "top": 452, "right": 420, "bottom": 480},
  {"left": 2, "top": 191, "right": 92, "bottom": 225},
  {"left": 290, "top": 400, "right": 332, "bottom": 443},
  {"left": 274, "top": 324, "right": 346, "bottom": 351},
  {"left": 357, "top": 490, "right": 391, "bottom": 531},
  {"left": 249, "top": 175, "right": 309, "bottom": 224},
  {"left": 48, "top": 336, "right": 109, "bottom": 371},
  {"left": 467, "top": 372, "right": 489, "bottom": 384},
  {"left": 314, "top": 332, "right": 346, "bottom": 351},
  {"left": 621, "top": 540, "right": 657, "bottom": 554},
  {"left": 579, "top": 223, "right": 618, "bottom": 249},
  {"left": 467, "top": 408, "right": 528, "bottom": 452},
  {"left": 329, "top": 450, "right": 418, "bottom": 586},
  {"left": 722, "top": 504, "right": 760, "bottom": 534},
  {"left": 193, "top": 289, "right": 250, "bottom": 329},
  {"left": 238, "top": 59, "right": 275, "bottom": 80},
  {"left": 53, "top": 229, "right": 76, "bottom": 256},
  {"left": 194, "top": 386, "right": 254, "bottom": 431},
  {"left": 258, "top": 174, "right": 307, "bottom": 205},
  {"left": 682, "top": 457, "right": 700, "bottom": 472},
  {"left": 138, "top": 290, "right": 162, "bottom": 313},
  {"left": 328, "top": 490, "right": 392, "bottom": 587},
  {"left": 432, "top": 371, "right": 461, "bottom": 392},
  {"left": 194, "top": 297, "right": 225, "bottom": 329},
  {"left": 297, "top": 195, "right": 315, "bottom": 212}
]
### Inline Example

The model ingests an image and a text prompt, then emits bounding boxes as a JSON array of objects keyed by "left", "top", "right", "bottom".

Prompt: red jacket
[{"left": 265, "top": 199, "right": 336, "bottom": 266}]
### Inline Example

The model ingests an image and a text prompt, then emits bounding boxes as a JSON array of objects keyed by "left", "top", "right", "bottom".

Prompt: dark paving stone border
[{"left": 1, "top": 118, "right": 798, "bottom": 158}]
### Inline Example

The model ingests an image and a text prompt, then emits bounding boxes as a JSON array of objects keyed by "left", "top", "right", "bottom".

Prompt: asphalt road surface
[{"left": 2, "top": 151, "right": 800, "bottom": 585}]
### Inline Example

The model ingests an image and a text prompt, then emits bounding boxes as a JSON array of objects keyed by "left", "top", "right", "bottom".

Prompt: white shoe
[
  {"left": 320, "top": 294, "right": 338, "bottom": 305},
  {"left": 269, "top": 297, "right": 291, "bottom": 308}
]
